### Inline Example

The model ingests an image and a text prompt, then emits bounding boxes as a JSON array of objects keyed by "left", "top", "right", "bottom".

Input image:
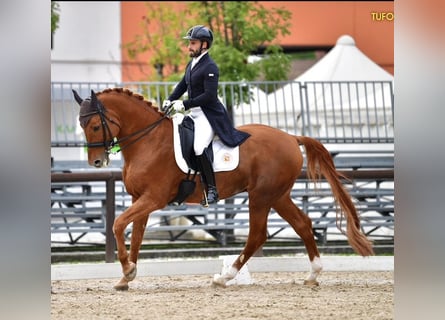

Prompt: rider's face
[{"left": 188, "top": 40, "right": 206, "bottom": 58}]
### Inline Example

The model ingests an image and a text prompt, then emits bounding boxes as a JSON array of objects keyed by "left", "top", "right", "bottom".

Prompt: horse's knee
[{"left": 112, "top": 218, "right": 125, "bottom": 236}]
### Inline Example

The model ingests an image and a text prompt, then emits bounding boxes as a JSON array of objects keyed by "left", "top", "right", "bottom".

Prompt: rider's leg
[
  {"left": 197, "top": 150, "right": 219, "bottom": 204},
  {"left": 190, "top": 107, "right": 218, "bottom": 205}
]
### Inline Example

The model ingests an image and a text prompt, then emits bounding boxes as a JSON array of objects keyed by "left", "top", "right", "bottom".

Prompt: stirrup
[
  {"left": 200, "top": 189, "right": 209, "bottom": 207},
  {"left": 200, "top": 188, "right": 219, "bottom": 207}
]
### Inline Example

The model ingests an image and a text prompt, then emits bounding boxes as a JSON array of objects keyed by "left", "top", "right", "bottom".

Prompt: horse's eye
[{"left": 93, "top": 125, "right": 100, "bottom": 132}]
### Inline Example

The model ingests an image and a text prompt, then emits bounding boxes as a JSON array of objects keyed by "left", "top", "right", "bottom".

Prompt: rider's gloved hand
[
  {"left": 161, "top": 100, "right": 172, "bottom": 112},
  {"left": 171, "top": 100, "right": 185, "bottom": 112}
]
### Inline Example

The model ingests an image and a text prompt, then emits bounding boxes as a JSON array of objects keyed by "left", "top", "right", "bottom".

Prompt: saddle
[
  {"left": 177, "top": 115, "right": 213, "bottom": 172},
  {"left": 168, "top": 114, "right": 239, "bottom": 206}
]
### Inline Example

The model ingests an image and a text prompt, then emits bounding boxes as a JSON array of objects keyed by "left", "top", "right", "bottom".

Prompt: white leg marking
[
  {"left": 304, "top": 256, "right": 323, "bottom": 285},
  {"left": 213, "top": 266, "right": 238, "bottom": 287}
]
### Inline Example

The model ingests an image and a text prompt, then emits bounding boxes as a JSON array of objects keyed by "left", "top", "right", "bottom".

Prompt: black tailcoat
[{"left": 168, "top": 53, "right": 250, "bottom": 148}]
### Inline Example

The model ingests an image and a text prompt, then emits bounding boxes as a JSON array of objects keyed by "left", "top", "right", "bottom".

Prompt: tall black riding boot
[{"left": 197, "top": 153, "right": 219, "bottom": 205}]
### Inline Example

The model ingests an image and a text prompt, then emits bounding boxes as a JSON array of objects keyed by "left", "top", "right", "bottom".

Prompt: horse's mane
[{"left": 98, "top": 87, "right": 161, "bottom": 113}]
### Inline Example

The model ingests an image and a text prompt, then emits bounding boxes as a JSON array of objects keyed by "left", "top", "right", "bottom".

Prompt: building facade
[
  {"left": 120, "top": 1, "right": 394, "bottom": 81},
  {"left": 51, "top": 1, "right": 394, "bottom": 83}
]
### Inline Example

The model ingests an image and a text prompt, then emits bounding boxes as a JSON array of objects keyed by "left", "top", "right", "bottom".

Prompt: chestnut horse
[{"left": 73, "top": 87, "right": 374, "bottom": 291}]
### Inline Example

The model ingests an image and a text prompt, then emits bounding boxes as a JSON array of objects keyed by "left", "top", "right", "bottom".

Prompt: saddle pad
[{"left": 172, "top": 113, "right": 239, "bottom": 174}]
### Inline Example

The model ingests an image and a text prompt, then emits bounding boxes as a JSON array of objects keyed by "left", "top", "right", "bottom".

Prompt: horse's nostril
[{"left": 94, "top": 159, "right": 102, "bottom": 167}]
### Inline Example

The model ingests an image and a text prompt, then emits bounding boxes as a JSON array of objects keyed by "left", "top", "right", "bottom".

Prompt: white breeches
[{"left": 190, "top": 107, "right": 214, "bottom": 155}]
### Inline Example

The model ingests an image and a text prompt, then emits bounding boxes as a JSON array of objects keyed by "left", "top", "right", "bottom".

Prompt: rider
[{"left": 162, "top": 25, "right": 250, "bottom": 205}]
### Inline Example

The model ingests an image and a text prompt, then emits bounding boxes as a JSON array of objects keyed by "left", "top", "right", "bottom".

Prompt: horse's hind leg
[
  {"left": 273, "top": 196, "right": 322, "bottom": 286},
  {"left": 212, "top": 203, "right": 270, "bottom": 287}
]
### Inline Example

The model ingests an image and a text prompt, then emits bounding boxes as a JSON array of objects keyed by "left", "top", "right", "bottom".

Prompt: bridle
[{"left": 79, "top": 94, "right": 168, "bottom": 155}]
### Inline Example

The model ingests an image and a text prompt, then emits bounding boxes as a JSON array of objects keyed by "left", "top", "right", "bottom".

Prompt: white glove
[
  {"left": 171, "top": 100, "right": 185, "bottom": 112},
  {"left": 161, "top": 100, "right": 172, "bottom": 112}
]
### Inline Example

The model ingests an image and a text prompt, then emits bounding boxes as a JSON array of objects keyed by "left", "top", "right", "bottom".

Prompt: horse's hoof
[
  {"left": 124, "top": 262, "right": 137, "bottom": 281},
  {"left": 114, "top": 278, "right": 129, "bottom": 291},
  {"left": 303, "top": 279, "right": 319, "bottom": 286},
  {"left": 211, "top": 280, "right": 227, "bottom": 288},
  {"left": 212, "top": 274, "right": 227, "bottom": 288},
  {"left": 114, "top": 283, "right": 129, "bottom": 291}
]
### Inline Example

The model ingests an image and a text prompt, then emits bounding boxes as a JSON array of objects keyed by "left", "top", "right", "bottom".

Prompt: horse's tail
[{"left": 296, "top": 136, "right": 374, "bottom": 256}]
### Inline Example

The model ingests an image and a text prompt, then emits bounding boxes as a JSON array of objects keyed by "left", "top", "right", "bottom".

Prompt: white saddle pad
[{"left": 172, "top": 113, "right": 240, "bottom": 174}]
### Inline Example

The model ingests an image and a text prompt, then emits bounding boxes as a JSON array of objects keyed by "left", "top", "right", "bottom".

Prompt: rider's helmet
[{"left": 183, "top": 25, "right": 214, "bottom": 49}]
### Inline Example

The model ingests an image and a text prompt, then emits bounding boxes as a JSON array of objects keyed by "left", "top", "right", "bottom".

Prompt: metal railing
[{"left": 51, "top": 80, "right": 394, "bottom": 147}]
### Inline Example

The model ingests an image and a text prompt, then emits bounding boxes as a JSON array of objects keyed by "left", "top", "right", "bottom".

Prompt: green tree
[
  {"left": 190, "top": 1, "right": 292, "bottom": 116},
  {"left": 192, "top": 1, "right": 291, "bottom": 83},
  {"left": 123, "top": 1, "right": 292, "bottom": 116},
  {"left": 51, "top": 1, "right": 60, "bottom": 49},
  {"left": 51, "top": 2, "right": 60, "bottom": 35},
  {"left": 123, "top": 2, "right": 198, "bottom": 82}
]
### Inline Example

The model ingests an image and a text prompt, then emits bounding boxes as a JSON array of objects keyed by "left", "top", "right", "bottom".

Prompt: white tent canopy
[
  {"left": 235, "top": 35, "right": 394, "bottom": 132},
  {"left": 265, "top": 34, "right": 394, "bottom": 110},
  {"left": 296, "top": 34, "right": 393, "bottom": 82}
]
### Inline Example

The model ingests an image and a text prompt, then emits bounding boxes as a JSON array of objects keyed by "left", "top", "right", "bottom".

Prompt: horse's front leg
[{"left": 112, "top": 198, "right": 157, "bottom": 291}]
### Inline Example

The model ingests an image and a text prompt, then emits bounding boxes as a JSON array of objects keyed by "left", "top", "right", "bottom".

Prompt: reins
[
  {"left": 110, "top": 115, "right": 168, "bottom": 153},
  {"left": 80, "top": 95, "right": 169, "bottom": 155}
]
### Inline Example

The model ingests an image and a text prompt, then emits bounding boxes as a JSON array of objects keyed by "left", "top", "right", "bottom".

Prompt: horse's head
[{"left": 73, "top": 89, "right": 121, "bottom": 168}]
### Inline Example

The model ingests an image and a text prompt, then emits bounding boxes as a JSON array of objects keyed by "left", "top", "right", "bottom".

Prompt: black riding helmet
[{"left": 183, "top": 25, "right": 213, "bottom": 49}]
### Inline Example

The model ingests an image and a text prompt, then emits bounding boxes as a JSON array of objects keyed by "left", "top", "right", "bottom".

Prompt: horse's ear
[
  {"left": 72, "top": 89, "right": 83, "bottom": 105},
  {"left": 90, "top": 90, "right": 97, "bottom": 106}
]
